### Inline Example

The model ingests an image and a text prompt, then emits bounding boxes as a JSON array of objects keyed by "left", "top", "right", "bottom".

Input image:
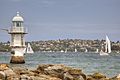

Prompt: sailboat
[
  {"left": 75, "top": 48, "right": 77, "bottom": 52},
  {"left": 85, "top": 48, "right": 88, "bottom": 53},
  {"left": 99, "top": 35, "right": 111, "bottom": 56},
  {"left": 23, "top": 43, "right": 34, "bottom": 54},
  {"left": 95, "top": 48, "right": 99, "bottom": 53},
  {"left": 65, "top": 48, "right": 68, "bottom": 53}
]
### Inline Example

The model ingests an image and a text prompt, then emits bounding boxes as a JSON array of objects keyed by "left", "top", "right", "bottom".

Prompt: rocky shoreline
[{"left": 0, "top": 64, "right": 120, "bottom": 80}]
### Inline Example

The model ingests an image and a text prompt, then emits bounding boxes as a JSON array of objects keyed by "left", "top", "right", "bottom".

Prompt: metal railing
[{"left": 9, "top": 27, "right": 27, "bottom": 33}]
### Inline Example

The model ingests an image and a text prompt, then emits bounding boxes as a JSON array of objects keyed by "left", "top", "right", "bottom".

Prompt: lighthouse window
[
  {"left": 16, "top": 23, "right": 19, "bottom": 27},
  {"left": 13, "top": 22, "right": 15, "bottom": 26}
]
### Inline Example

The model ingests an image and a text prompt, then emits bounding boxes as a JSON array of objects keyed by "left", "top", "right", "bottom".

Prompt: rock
[
  {"left": 12, "top": 67, "right": 29, "bottom": 75},
  {"left": 0, "top": 64, "right": 9, "bottom": 70},
  {"left": 117, "top": 74, "right": 120, "bottom": 79},
  {"left": 63, "top": 72, "right": 74, "bottom": 80},
  {"left": 0, "top": 71, "right": 6, "bottom": 80},
  {"left": 68, "top": 68, "right": 82, "bottom": 75},
  {"left": 7, "top": 76, "right": 20, "bottom": 80},
  {"left": 36, "top": 64, "right": 87, "bottom": 80},
  {"left": 110, "top": 74, "right": 120, "bottom": 80},
  {"left": 4, "top": 69, "right": 16, "bottom": 76},
  {"left": 44, "top": 64, "right": 65, "bottom": 78},
  {"left": 20, "top": 75, "right": 31, "bottom": 80},
  {"left": 89, "top": 72, "right": 106, "bottom": 79},
  {"left": 37, "top": 64, "right": 54, "bottom": 73},
  {"left": 30, "top": 74, "right": 62, "bottom": 80},
  {"left": 87, "top": 76, "right": 95, "bottom": 80},
  {"left": 0, "top": 64, "right": 117, "bottom": 80}
]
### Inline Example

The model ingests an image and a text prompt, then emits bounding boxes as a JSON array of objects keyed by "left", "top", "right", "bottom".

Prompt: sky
[{"left": 0, "top": 0, "right": 120, "bottom": 42}]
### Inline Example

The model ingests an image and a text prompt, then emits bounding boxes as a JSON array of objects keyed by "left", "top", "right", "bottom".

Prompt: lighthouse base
[{"left": 10, "top": 56, "right": 25, "bottom": 64}]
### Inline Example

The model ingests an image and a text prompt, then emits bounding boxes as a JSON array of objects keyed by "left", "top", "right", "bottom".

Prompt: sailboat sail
[
  {"left": 105, "top": 35, "right": 111, "bottom": 53},
  {"left": 24, "top": 43, "right": 34, "bottom": 53},
  {"left": 95, "top": 48, "right": 99, "bottom": 53},
  {"left": 85, "top": 48, "right": 88, "bottom": 52},
  {"left": 100, "top": 35, "right": 111, "bottom": 56},
  {"left": 75, "top": 48, "right": 77, "bottom": 52}
]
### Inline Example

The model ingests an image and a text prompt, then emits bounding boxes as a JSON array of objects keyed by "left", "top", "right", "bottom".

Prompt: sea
[{"left": 0, "top": 52, "right": 120, "bottom": 77}]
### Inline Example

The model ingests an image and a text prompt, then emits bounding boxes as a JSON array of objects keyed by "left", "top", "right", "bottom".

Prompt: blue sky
[{"left": 0, "top": 0, "right": 120, "bottom": 42}]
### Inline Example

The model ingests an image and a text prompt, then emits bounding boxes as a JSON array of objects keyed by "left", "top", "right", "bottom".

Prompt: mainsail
[
  {"left": 105, "top": 35, "right": 111, "bottom": 53},
  {"left": 99, "top": 35, "right": 111, "bottom": 56},
  {"left": 23, "top": 43, "right": 34, "bottom": 53}
]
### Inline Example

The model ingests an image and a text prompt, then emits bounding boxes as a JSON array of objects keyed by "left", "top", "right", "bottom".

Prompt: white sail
[
  {"left": 85, "top": 48, "right": 88, "bottom": 52},
  {"left": 100, "top": 50, "right": 109, "bottom": 56},
  {"left": 105, "top": 35, "right": 111, "bottom": 53},
  {"left": 24, "top": 43, "right": 34, "bottom": 53},
  {"left": 95, "top": 48, "right": 99, "bottom": 53},
  {"left": 65, "top": 48, "right": 68, "bottom": 53},
  {"left": 99, "top": 35, "right": 111, "bottom": 56},
  {"left": 75, "top": 48, "right": 77, "bottom": 52}
]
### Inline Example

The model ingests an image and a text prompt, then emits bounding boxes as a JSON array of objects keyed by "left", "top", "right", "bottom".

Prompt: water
[{"left": 0, "top": 52, "right": 120, "bottom": 77}]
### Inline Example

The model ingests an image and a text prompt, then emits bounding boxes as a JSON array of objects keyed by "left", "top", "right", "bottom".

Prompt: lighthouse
[{"left": 9, "top": 12, "right": 27, "bottom": 63}]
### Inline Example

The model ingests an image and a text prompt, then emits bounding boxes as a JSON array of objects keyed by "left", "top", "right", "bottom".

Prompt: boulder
[
  {"left": 44, "top": 64, "right": 65, "bottom": 78},
  {"left": 89, "top": 72, "right": 106, "bottom": 79},
  {"left": 12, "top": 67, "right": 29, "bottom": 75},
  {"left": 37, "top": 64, "right": 54, "bottom": 73},
  {"left": 68, "top": 68, "right": 82, "bottom": 75},
  {"left": 0, "top": 64, "right": 9, "bottom": 70},
  {"left": 4, "top": 69, "right": 16, "bottom": 77},
  {"left": 30, "top": 74, "right": 62, "bottom": 80},
  {"left": 36, "top": 64, "right": 87, "bottom": 80},
  {"left": 0, "top": 71, "right": 6, "bottom": 80},
  {"left": 110, "top": 74, "right": 120, "bottom": 80},
  {"left": 20, "top": 75, "right": 31, "bottom": 80},
  {"left": 63, "top": 72, "right": 74, "bottom": 80}
]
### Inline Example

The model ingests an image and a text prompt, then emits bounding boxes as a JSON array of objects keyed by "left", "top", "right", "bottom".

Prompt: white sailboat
[
  {"left": 95, "top": 48, "right": 99, "bottom": 53},
  {"left": 60, "top": 50, "right": 64, "bottom": 52},
  {"left": 65, "top": 48, "right": 68, "bottom": 53},
  {"left": 100, "top": 35, "right": 111, "bottom": 56},
  {"left": 23, "top": 43, "right": 34, "bottom": 54},
  {"left": 75, "top": 48, "right": 77, "bottom": 52},
  {"left": 85, "top": 48, "right": 88, "bottom": 53}
]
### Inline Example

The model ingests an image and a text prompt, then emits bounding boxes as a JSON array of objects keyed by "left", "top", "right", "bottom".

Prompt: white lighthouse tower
[{"left": 9, "top": 12, "right": 27, "bottom": 63}]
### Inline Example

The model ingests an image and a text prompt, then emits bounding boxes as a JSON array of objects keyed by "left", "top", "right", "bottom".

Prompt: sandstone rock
[
  {"left": 0, "top": 71, "right": 6, "bottom": 80},
  {"left": 89, "top": 72, "right": 106, "bottom": 79},
  {"left": 63, "top": 72, "right": 74, "bottom": 80},
  {"left": 117, "top": 74, "right": 120, "bottom": 79},
  {"left": 7, "top": 76, "right": 20, "bottom": 80},
  {"left": 44, "top": 64, "right": 65, "bottom": 78},
  {"left": 0, "top": 64, "right": 9, "bottom": 70},
  {"left": 37, "top": 64, "right": 54, "bottom": 72},
  {"left": 110, "top": 74, "right": 120, "bottom": 80},
  {"left": 87, "top": 76, "right": 95, "bottom": 80},
  {"left": 4, "top": 69, "right": 16, "bottom": 77},
  {"left": 36, "top": 64, "right": 86, "bottom": 80},
  {"left": 68, "top": 68, "right": 82, "bottom": 75},
  {"left": 30, "top": 74, "right": 62, "bottom": 80},
  {"left": 12, "top": 67, "right": 29, "bottom": 75},
  {"left": 20, "top": 75, "right": 31, "bottom": 80}
]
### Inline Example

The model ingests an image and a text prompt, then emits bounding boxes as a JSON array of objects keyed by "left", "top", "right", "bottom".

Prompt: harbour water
[{"left": 0, "top": 52, "right": 120, "bottom": 77}]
